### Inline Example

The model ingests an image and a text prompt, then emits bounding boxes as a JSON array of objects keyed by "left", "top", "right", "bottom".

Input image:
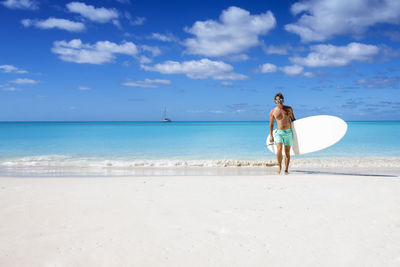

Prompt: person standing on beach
[{"left": 269, "top": 93, "right": 296, "bottom": 174}]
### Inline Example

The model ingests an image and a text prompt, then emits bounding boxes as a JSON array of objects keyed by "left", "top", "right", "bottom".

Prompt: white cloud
[
  {"left": 112, "top": 19, "right": 121, "bottom": 29},
  {"left": 10, "top": 78, "right": 38, "bottom": 84},
  {"left": 130, "top": 17, "right": 145, "bottom": 25},
  {"left": 1, "top": 0, "right": 37, "bottom": 9},
  {"left": 260, "top": 63, "right": 278, "bottom": 73},
  {"left": 285, "top": 0, "right": 400, "bottom": 42},
  {"left": 140, "top": 45, "right": 161, "bottom": 57},
  {"left": 280, "top": 65, "right": 304, "bottom": 76},
  {"left": 52, "top": 39, "right": 138, "bottom": 64},
  {"left": 66, "top": 2, "right": 119, "bottom": 23},
  {"left": 226, "top": 54, "right": 250, "bottom": 62},
  {"left": 125, "top": 12, "right": 145, "bottom": 25},
  {"left": 2, "top": 87, "right": 19, "bottom": 91},
  {"left": 121, "top": 79, "right": 171, "bottom": 88},
  {"left": 259, "top": 43, "right": 382, "bottom": 77},
  {"left": 150, "top": 33, "right": 177, "bottom": 42},
  {"left": 141, "top": 59, "right": 248, "bottom": 80},
  {"left": 210, "top": 110, "right": 224, "bottom": 114},
  {"left": 138, "top": 56, "right": 152, "bottom": 64},
  {"left": 20, "top": 19, "right": 32, "bottom": 27},
  {"left": 78, "top": 86, "right": 91, "bottom": 90},
  {"left": 290, "top": 42, "right": 380, "bottom": 67},
  {"left": 21, "top": 18, "right": 85, "bottom": 32},
  {"left": 130, "top": 46, "right": 161, "bottom": 64},
  {"left": 184, "top": 6, "right": 276, "bottom": 57},
  {"left": 264, "top": 44, "right": 292, "bottom": 55},
  {"left": 356, "top": 76, "right": 400, "bottom": 89},
  {"left": 0, "top": 65, "right": 27, "bottom": 74},
  {"left": 303, "top": 72, "right": 314, "bottom": 77},
  {"left": 258, "top": 63, "right": 312, "bottom": 77},
  {"left": 220, "top": 81, "right": 233, "bottom": 86}
]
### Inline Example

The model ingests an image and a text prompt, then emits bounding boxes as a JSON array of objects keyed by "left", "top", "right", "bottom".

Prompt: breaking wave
[{"left": 1, "top": 155, "right": 399, "bottom": 169}]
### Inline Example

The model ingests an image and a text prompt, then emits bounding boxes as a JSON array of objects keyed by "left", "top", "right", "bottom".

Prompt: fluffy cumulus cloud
[
  {"left": 21, "top": 18, "right": 85, "bottom": 32},
  {"left": 52, "top": 39, "right": 138, "bottom": 64},
  {"left": 138, "top": 56, "right": 152, "bottom": 64},
  {"left": 133, "top": 45, "right": 162, "bottom": 64},
  {"left": 259, "top": 63, "right": 310, "bottom": 77},
  {"left": 142, "top": 59, "right": 248, "bottom": 80},
  {"left": 1, "top": 0, "right": 37, "bottom": 9},
  {"left": 121, "top": 79, "right": 171, "bottom": 88},
  {"left": 259, "top": 63, "right": 278, "bottom": 73},
  {"left": 280, "top": 65, "right": 304, "bottom": 76},
  {"left": 124, "top": 12, "right": 145, "bottom": 25},
  {"left": 0, "top": 65, "right": 27, "bottom": 74},
  {"left": 290, "top": 42, "right": 380, "bottom": 67},
  {"left": 10, "top": 78, "right": 38, "bottom": 84},
  {"left": 261, "top": 42, "right": 380, "bottom": 77},
  {"left": 285, "top": 0, "right": 400, "bottom": 42},
  {"left": 66, "top": 2, "right": 119, "bottom": 23},
  {"left": 263, "top": 44, "right": 300, "bottom": 55},
  {"left": 140, "top": 45, "right": 161, "bottom": 57},
  {"left": 226, "top": 54, "right": 250, "bottom": 62},
  {"left": 130, "top": 17, "right": 145, "bottom": 25},
  {"left": 150, "top": 33, "right": 177, "bottom": 42},
  {"left": 184, "top": 6, "right": 276, "bottom": 57}
]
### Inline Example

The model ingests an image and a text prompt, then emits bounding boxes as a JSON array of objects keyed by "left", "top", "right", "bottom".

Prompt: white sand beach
[{"left": 1, "top": 170, "right": 400, "bottom": 267}]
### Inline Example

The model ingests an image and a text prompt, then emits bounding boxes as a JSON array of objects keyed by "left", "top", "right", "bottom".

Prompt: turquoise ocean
[{"left": 0, "top": 121, "right": 399, "bottom": 176}]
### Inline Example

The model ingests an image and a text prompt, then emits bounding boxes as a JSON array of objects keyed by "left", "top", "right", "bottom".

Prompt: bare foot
[
  {"left": 277, "top": 166, "right": 281, "bottom": 174},
  {"left": 284, "top": 170, "right": 289, "bottom": 175}
]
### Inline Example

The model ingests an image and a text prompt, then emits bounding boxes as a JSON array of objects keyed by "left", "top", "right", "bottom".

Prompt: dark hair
[{"left": 274, "top": 92, "right": 284, "bottom": 100}]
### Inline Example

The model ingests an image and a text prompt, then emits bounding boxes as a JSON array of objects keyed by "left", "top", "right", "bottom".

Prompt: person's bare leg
[
  {"left": 276, "top": 143, "right": 283, "bottom": 174},
  {"left": 284, "top": 145, "right": 291, "bottom": 174}
]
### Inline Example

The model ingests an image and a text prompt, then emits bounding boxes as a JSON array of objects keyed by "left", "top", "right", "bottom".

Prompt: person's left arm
[{"left": 289, "top": 107, "right": 296, "bottom": 122}]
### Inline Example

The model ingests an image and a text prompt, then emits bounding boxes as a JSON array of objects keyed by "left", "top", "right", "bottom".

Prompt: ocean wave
[
  {"left": 0, "top": 155, "right": 276, "bottom": 168},
  {"left": 0, "top": 155, "right": 399, "bottom": 168}
]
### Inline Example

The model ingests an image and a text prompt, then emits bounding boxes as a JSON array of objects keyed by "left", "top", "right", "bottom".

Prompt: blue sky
[{"left": 1, "top": 0, "right": 400, "bottom": 121}]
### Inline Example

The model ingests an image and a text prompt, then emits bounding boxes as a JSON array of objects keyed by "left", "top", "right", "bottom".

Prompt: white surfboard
[{"left": 266, "top": 115, "right": 347, "bottom": 155}]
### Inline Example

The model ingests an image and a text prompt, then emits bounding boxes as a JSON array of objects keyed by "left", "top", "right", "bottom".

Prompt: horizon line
[{"left": 1, "top": 120, "right": 400, "bottom": 123}]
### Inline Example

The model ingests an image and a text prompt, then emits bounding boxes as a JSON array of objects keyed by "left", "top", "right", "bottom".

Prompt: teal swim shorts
[{"left": 274, "top": 129, "right": 293, "bottom": 146}]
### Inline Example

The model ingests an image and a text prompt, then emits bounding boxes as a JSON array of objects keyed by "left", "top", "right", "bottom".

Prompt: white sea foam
[
  {"left": 291, "top": 157, "right": 400, "bottom": 168},
  {"left": 0, "top": 155, "right": 399, "bottom": 169}
]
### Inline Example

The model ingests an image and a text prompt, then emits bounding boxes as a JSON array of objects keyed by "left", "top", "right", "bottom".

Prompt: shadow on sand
[{"left": 293, "top": 170, "right": 398, "bottom": 178}]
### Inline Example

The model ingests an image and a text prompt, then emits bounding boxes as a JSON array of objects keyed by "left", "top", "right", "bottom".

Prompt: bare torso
[{"left": 271, "top": 105, "right": 293, "bottom": 130}]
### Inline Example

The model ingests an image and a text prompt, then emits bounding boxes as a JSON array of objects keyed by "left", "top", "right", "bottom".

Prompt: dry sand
[{"left": 0, "top": 171, "right": 399, "bottom": 267}]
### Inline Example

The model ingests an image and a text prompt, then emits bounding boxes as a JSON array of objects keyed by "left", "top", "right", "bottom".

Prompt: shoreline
[
  {"left": 1, "top": 156, "right": 400, "bottom": 175},
  {"left": 0, "top": 166, "right": 399, "bottom": 178},
  {"left": 1, "top": 166, "right": 399, "bottom": 178},
  {"left": 0, "top": 156, "right": 399, "bottom": 177}
]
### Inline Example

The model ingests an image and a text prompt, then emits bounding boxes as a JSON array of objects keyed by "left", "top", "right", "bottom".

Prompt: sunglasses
[{"left": 275, "top": 98, "right": 284, "bottom": 102}]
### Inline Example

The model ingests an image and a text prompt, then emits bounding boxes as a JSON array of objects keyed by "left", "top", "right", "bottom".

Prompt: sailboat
[{"left": 161, "top": 107, "right": 171, "bottom": 122}]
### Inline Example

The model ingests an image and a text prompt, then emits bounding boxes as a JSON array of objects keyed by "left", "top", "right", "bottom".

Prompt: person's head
[{"left": 274, "top": 93, "right": 284, "bottom": 104}]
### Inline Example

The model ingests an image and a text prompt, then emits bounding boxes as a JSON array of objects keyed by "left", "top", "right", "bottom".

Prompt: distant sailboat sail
[{"left": 161, "top": 107, "right": 171, "bottom": 122}]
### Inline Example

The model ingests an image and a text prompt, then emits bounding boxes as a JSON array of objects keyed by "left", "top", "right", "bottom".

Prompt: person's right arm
[{"left": 269, "top": 110, "right": 274, "bottom": 143}]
